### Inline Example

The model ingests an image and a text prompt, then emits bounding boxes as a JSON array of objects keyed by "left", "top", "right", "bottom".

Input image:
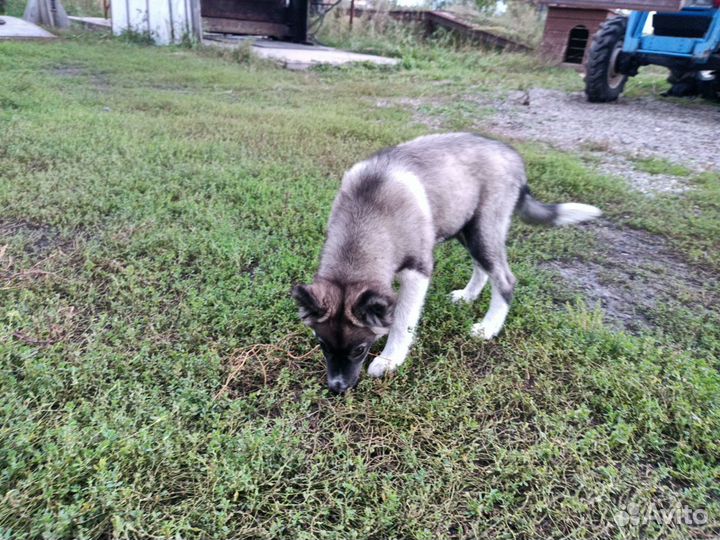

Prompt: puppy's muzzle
[{"left": 328, "top": 377, "right": 353, "bottom": 394}]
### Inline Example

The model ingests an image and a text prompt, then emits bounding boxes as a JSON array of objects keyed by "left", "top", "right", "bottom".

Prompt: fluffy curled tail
[{"left": 516, "top": 185, "right": 602, "bottom": 226}]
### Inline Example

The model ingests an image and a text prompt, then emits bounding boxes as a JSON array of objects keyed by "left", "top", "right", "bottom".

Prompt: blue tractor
[{"left": 585, "top": 0, "right": 720, "bottom": 101}]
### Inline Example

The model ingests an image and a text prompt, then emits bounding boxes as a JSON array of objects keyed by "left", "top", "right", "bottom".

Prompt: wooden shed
[
  {"left": 111, "top": 0, "right": 310, "bottom": 45},
  {"left": 538, "top": 1, "right": 684, "bottom": 66}
]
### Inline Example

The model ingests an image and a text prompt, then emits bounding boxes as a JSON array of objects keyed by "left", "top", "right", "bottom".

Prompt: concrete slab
[
  {"left": 68, "top": 16, "right": 111, "bottom": 31},
  {"left": 204, "top": 35, "right": 399, "bottom": 70},
  {"left": 0, "top": 16, "right": 56, "bottom": 39}
]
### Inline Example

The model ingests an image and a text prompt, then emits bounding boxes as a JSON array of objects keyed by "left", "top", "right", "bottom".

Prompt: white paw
[
  {"left": 367, "top": 356, "right": 403, "bottom": 378},
  {"left": 470, "top": 321, "right": 502, "bottom": 340},
  {"left": 367, "top": 358, "right": 392, "bottom": 378},
  {"left": 450, "top": 289, "right": 471, "bottom": 304}
]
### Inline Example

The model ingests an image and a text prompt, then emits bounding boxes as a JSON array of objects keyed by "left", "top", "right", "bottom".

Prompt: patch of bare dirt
[
  {"left": 51, "top": 64, "right": 111, "bottom": 92},
  {"left": 542, "top": 221, "right": 719, "bottom": 332},
  {"left": 1, "top": 221, "right": 91, "bottom": 347},
  {"left": 0, "top": 219, "right": 66, "bottom": 256},
  {"left": 0, "top": 219, "right": 86, "bottom": 293},
  {"left": 52, "top": 66, "right": 88, "bottom": 77}
]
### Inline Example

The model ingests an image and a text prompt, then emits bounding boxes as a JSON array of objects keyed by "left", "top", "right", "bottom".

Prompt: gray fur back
[
  {"left": 391, "top": 133, "right": 527, "bottom": 239},
  {"left": 317, "top": 133, "right": 528, "bottom": 284}
]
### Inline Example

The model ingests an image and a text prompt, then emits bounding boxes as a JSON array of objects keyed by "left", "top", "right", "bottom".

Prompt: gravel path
[
  {"left": 470, "top": 88, "right": 720, "bottom": 195},
  {"left": 478, "top": 88, "right": 720, "bottom": 173}
]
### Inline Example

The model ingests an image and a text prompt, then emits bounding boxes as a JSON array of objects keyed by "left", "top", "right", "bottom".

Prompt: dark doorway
[
  {"left": 201, "top": 0, "right": 309, "bottom": 43},
  {"left": 564, "top": 25, "right": 589, "bottom": 64}
]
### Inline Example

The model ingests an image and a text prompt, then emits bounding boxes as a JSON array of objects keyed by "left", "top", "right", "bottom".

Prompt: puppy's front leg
[{"left": 368, "top": 269, "right": 430, "bottom": 378}]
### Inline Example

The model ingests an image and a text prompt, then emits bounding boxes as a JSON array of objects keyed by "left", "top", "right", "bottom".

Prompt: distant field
[{"left": 1, "top": 30, "right": 718, "bottom": 540}]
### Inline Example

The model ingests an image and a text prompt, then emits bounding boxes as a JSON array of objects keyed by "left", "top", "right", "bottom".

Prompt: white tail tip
[{"left": 554, "top": 203, "right": 602, "bottom": 226}]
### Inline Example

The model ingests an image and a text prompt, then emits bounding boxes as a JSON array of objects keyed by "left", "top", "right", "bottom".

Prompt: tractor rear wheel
[{"left": 585, "top": 17, "right": 629, "bottom": 103}]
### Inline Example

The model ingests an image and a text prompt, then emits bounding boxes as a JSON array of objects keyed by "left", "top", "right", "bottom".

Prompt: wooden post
[
  {"left": 24, "top": 0, "right": 70, "bottom": 28},
  {"left": 190, "top": 0, "right": 203, "bottom": 44},
  {"left": 349, "top": 0, "right": 355, "bottom": 30}
]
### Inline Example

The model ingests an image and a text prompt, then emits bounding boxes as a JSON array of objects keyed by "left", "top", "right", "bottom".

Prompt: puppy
[{"left": 292, "top": 133, "right": 601, "bottom": 393}]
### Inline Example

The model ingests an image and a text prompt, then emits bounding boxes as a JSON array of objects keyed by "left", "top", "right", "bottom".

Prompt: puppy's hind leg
[
  {"left": 468, "top": 231, "right": 516, "bottom": 340},
  {"left": 368, "top": 269, "right": 430, "bottom": 378},
  {"left": 450, "top": 261, "right": 488, "bottom": 304},
  {"left": 470, "top": 264, "right": 515, "bottom": 340},
  {"left": 459, "top": 209, "right": 516, "bottom": 340},
  {"left": 450, "top": 228, "right": 488, "bottom": 304}
]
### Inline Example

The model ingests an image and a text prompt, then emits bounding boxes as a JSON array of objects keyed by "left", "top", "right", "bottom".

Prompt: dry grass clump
[{"left": 215, "top": 334, "right": 321, "bottom": 399}]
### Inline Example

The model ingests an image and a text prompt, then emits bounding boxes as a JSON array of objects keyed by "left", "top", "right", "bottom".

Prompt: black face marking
[
  {"left": 303, "top": 280, "right": 393, "bottom": 393},
  {"left": 315, "top": 320, "right": 376, "bottom": 394}
]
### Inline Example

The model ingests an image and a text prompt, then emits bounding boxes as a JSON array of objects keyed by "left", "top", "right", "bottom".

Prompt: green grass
[
  {"left": 1, "top": 34, "right": 719, "bottom": 539},
  {"left": 5, "top": 0, "right": 104, "bottom": 17},
  {"left": 634, "top": 157, "right": 694, "bottom": 178}
]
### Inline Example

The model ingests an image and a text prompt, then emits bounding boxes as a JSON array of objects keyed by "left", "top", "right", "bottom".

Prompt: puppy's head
[{"left": 291, "top": 279, "right": 396, "bottom": 393}]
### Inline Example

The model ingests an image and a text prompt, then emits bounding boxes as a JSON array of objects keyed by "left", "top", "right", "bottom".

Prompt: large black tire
[{"left": 585, "top": 17, "right": 629, "bottom": 103}]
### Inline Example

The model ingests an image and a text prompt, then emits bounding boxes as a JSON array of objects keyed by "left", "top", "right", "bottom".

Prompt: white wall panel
[{"left": 111, "top": 0, "right": 201, "bottom": 45}]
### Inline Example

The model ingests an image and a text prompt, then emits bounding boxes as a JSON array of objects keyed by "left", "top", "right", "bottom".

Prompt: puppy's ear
[
  {"left": 352, "top": 289, "right": 395, "bottom": 329},
  {"left": 291, "top": 284, "right": 327, "bottom": 325}
]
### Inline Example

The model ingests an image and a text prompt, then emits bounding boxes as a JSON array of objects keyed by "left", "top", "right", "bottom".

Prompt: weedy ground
[{"left": 1, "top": 24, "right": 719, "bottom": 540}]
